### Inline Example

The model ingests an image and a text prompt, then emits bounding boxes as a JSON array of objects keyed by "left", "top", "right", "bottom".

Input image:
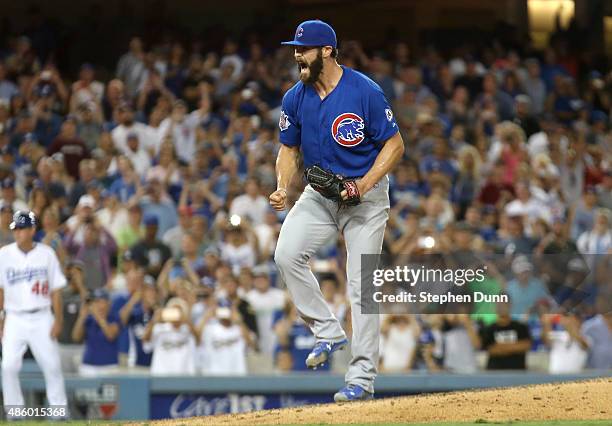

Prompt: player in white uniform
[{"left": 0, "top": 211, "right": 68, "bottom": 415}]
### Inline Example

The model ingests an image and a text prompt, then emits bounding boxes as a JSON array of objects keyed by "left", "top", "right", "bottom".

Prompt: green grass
[{"left": 4, "top": 422, "right": 117, "bottom": 426}]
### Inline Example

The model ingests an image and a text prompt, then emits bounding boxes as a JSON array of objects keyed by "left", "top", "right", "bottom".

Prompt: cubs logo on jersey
[{"left": 331, "top": 113, "right": 365, "bottom": 147}]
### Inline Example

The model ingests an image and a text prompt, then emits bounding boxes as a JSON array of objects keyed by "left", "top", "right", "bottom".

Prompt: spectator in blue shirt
[
  {"left": 390, "top": 161, "right": 429, "bottom": 218},
  {"left": 71, "top": 288, "right": 121, "bottom": 376},
  {"left": 274, "top": 302, "right": 330, "bottom": 372},
  {"left": 108, "top": 156, "right": 140, "bottom": 204},
  {"left": 139, "top": 177, "right": 178, "bottom": 238},
  {"left": 419, "top": 138, "right": 457, "bottom": 181},
  {"left": 117, "top": 270, "right": 159, "bottom": 368},
  {"left": 506, "top": 257, "right": 551, "bottom": 320},
  {"left": 0, "top": 62, "right": 19, "bottom": 103},
  {"left": 32, "top": 93, "right": 62, "bottom": 147}
]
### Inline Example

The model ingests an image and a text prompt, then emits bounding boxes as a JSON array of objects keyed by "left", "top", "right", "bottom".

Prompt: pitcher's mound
[{"left": 151, "top": 378, "right": 611, "bottom": 425}]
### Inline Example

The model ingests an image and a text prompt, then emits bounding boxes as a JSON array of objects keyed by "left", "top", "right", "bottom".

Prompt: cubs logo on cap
[
  {"left": 10, "top": 210, "right": 37, "bottom": 230},
  {"left": 331, "top": 113, "right": 365, "bottom": 147}
]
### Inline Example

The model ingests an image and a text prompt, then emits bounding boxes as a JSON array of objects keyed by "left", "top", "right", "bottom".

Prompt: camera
[
  {"left": 418, "top": 236, "right": 436, "bottom": 250},
  {"left": 229, "top": 214, "right": 242, "bottom": 227},
  {"left": 161, "top": 307, "right": 182, "bottom": 322}
]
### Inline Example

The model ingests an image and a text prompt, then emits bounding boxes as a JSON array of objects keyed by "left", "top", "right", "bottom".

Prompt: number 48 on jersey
[{"left": 31, "top": 281, "right": 49, "bottom": 296}]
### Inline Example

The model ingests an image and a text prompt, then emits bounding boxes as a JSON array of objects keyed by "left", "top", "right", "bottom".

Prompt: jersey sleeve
[
  {"left": 366, "top": 86, "right": 399, "bottom": 143},
  {"left": 48, "top": 247, "right": 67, "bottom": 290},
  {"left": 278, "top": 90, "right": 301, "bottom": 147},
  {"left": 0, "top": 250, "right": 5, "bottom": 289}
]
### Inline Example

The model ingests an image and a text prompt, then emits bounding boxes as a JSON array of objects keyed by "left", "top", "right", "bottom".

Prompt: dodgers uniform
[
  {"left": 0, "top": 240, "right": 68, "bottom": 408},
  {"left": 275, "top": 59, "right": 398, "bottom": 392}
]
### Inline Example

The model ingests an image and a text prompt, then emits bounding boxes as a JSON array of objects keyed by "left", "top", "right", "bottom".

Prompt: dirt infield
[{"left": 148, "top": 378, "right": 611, "bottom": 425}]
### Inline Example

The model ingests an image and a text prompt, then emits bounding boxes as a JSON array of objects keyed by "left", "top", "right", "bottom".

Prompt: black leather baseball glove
[{"left": 304, "top": 165, "right": 361, "bottom": 206}]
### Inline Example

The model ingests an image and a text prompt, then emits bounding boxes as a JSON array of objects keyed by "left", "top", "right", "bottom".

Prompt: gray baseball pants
[{"left": 275, "top": 176, "right": 389, "bottom": 393}]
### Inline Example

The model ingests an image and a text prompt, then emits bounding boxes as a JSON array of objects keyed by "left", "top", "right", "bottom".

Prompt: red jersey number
[{"left": 31, "top": 281, "right": 49, "bottom": 296}]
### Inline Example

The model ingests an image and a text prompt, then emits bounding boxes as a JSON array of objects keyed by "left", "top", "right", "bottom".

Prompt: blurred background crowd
[{"left": 0, "top": 7, "right": 610, "bottom": 378}]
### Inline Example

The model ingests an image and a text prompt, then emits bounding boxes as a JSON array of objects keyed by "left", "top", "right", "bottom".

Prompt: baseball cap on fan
[{"left": 281, "top": 20, "right": 337, "bottom": 48}]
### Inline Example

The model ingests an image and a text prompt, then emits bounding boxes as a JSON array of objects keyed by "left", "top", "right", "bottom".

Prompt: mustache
[{"left": 298, "top": 51, "right": 323, "bottom": 84}]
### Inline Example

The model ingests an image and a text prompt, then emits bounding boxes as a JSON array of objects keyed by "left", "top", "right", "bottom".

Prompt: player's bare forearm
[
  {"left": 275, "top": 144, "right": 300, "bottom": 191},
  {"left": 186, "top": 320, "right": 201, "bottom": 345},
  {"left": 270, "top": 144, "right": 300, "bottom": 210},
  {"left": 360, "top": 132, "right": 404, "bottom": 194},
  {"left": 119, "top": 292, "right": 140, "bottom": 326},
  {"left": 97, "top": 319, "right": 119, "bottom": 341},
  {"left": 488, "top": 339, "right": 531, "bottom": 356},
  {"left": 51, "top": 289, "right": 63, "bottom": 325},
  {"left": 71, "top": 311, "right": 86, "bottom": 342}
]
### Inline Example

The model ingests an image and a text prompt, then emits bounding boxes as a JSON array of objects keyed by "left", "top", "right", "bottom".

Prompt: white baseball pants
[{"left": 2, "top": 308, "right": 67, "bottom": 407}]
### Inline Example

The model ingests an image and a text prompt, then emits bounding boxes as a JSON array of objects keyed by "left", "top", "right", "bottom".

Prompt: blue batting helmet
[{"left": 10, "top": 210, "right": 37, "bottom": 230}]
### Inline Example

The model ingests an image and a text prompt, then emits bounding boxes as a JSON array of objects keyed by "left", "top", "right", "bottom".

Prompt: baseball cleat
[
  {"left": 305, "top": 338, "right": 348, "bottom": 369},
  {"left": 334, "top": 384, "right": 374, "bottom": 402}
]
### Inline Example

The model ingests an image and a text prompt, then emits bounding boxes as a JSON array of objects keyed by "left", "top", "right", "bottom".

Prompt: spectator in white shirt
[
  {"left": 379, "top": 315, "right": 420, "bottom": 372},
  {"left": 124, "top": 132, "right": 151, "bottom": 177},
  {"left": 198, "top": 305, "right": 252, "bottom": 375},
  {"left": 253, "top": 209, "right": 280, "bottom": 261},
  {"left": 0, "top": 178, "right": 29, "bottom": 212},
  {"left": 65, "top": 194, "right": 98, "bottom": 244},
  {"left": 111, "top": 103, "right": 156, "bottom": 156},
  {"left": 542, "top": 313, "right": 588, "bottom": 373},
  {"left": 577, "top": 208, "right": 612, "bottom": 254},
  {"left": 581, "top": 297, "right": 612, "bottom": 369},
  {"left": 157, "top": 100, "right": 196, "bottom": 163},
  {"left": 527, "top": 116, "right": 568, "bottom": 159},
  {"left": 163, "top": 205, "right": 193, "bottom": 257},
  {"left": 245, "top": 267, "right": 285, "bottom": 356},
  {"left": 70, "top": 63, "right": 104, "bottom": 111},
  {"left": 230, "top": 178, "right": 269, "bottom": 226},
  {"left": 505, "top": 182, "right": 551, "bottom": 236},
  {"left": 142, "top": 297, "right": 199, "bottom": 376},
  {"left": 95, "top": 190, "right": 129, "bottom": 242},
  {"left": 116, "top": 37, "right": 145, "bottom": 98},
  {"left": 220, "top": 222, "right": 258, "bottom": 275},
  {"left": 219, "top": 39, "right": 244, "bottom": 80}
]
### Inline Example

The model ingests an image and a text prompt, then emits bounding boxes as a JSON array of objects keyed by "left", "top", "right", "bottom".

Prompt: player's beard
[{"left": 298, "top": 49, "right": 324, "bottom": 85}]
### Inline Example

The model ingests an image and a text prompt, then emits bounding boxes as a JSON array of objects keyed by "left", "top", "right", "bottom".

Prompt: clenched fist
[{"left": 269, "top": 188, "right": 288, "bottom": 211}]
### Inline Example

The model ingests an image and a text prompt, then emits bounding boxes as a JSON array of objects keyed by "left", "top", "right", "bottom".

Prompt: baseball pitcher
[{"left": 270, "top": 20, "right": 404, "bottom": 401}]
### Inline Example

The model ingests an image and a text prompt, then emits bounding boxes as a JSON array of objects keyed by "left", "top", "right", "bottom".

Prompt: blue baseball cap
[
  {"left": 10, "top": 210, "right": 36, "bottom": 230},
  {"left": 92, "top": 288, "right": 110, "bottom": 300},
  {"left": 281, "top": 20, "right": 337, "bottom": 48},
  {"left": 143, "top": 214, "right": 159, "bottom": 226}
]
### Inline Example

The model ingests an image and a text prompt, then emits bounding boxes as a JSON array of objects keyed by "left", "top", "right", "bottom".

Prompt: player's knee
[
  {"left": 274, "top": 243, "right": 303, "bottom": 270},
  {"left": 1, "top": 358, "right": 22, "bottom": 376},
  {"left": 274, "top": 246, "right": 290, "bottom": 270}
]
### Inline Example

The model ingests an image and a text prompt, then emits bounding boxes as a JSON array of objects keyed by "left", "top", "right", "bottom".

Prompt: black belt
[{"left": 14, "top": 307, "right": 48, "bottom": 314}]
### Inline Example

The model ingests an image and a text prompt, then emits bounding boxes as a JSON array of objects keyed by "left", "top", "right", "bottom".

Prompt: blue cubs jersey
[{"left": 279, "top": 66, "right": 399, "bottom": 178}]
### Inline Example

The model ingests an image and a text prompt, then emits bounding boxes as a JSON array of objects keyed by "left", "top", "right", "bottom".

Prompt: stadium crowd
[{"left": 0, "top": 24, "right": 610, "bottom": 377}]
